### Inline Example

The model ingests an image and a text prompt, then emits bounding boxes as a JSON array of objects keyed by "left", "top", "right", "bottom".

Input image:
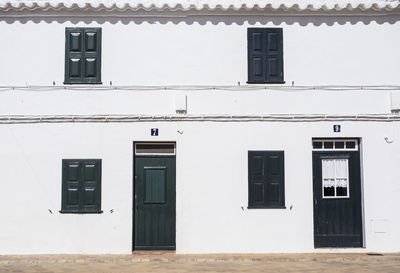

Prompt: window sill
[
  {"left": 247, "top": 205, "right": 286, "bottom": 209},
  {"left": 246, "top": 81, "right": 286, "bottom": 84},
  {"left": 63, "top": 82, "right": 102, "bottom": 85},
  {"left": 59, "top": 210, "right": 103, "bottom": 214}
]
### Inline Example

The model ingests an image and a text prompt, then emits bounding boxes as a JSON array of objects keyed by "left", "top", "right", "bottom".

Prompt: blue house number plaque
[
  {"left": 333, "top": 125, "right": 341, "bottom": 133},
  {"left": 151, "top": 128, "right": 159, "bottom": 136}
]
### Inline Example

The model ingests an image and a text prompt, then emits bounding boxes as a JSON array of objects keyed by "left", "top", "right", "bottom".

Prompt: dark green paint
[
  {"left": 248, "top": 151, "right": 285, "bottom": 209},
  {"left": 144, "top": 168, "right": 167, "bottom": 204},
  {"left": 313, "top": 151, "right": 363, "bottom": 247},
  {"left": 64, "top": 28, "right": 102, "bottom": 84},
  {"left": 247, "top": 28, "right": 284, "bottom": 84},
  {"left": 134, "top": 156, "right": 176, "bottom": 250},
  {"left": 60, "top": 159, "right": 102, "bottom": 213}
]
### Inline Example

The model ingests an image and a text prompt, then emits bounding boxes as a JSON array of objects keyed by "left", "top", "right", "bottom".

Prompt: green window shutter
[
  {"left": 248, "top": 28, "right": 265, "bottom": 83},
  {"left": 61, "top": 159, "right": 102, "bottom": 213},
  {"left": 81, "top": 160, "right": 102, "bottom": 212},
  {"left": 64, "top": 28, "right": 102, "bottom": 84},
  {"left": 62, "top": 160, "right": 82, "bottom": 212},
  {"left": 265, "top": 28, "right": 283, "bottom": 83},
  {"left": 248, "top": 28, "right": 284, "bottom": 84},
  {"left": 248, "top": 151, "right": 285, "bottom": 208},
  {"left": 65, "top": 28, "right": 83, "bottom": 83}
]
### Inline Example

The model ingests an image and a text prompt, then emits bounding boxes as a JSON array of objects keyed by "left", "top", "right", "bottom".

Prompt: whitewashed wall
[
  {"left": 0, "top": 14, "right": 400, "bottom": 254},
  {"left": 0, "top": 16, "right": 399, "bottom": 87},
  {"left": 0, "top": 121, "right": 399, "bottom": 254},
  {"left": 0, "top": 15, "right": 398, "bottom": 116}
]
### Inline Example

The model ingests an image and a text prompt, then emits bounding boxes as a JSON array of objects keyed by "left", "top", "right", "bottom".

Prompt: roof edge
[{"left": 1, "top": 2, "right": 400, "bottom": 14}]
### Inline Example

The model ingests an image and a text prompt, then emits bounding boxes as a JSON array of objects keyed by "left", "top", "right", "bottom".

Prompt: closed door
[
  {"left": 134, "top": 145, "right": 176, "bottom": 250},
  {"left": 312, "top": 150, "right": 363, "bottom": 247}
]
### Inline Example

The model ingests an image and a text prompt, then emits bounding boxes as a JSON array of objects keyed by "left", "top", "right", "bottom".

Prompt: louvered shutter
[
  {"left": 248, "top": 29, "right": 265, "bottom": 83},
  {"left": 247, "top": 28, "right": 283, "bottom": 83},
  {"left": 248, "top": 151, "right": 285, "bottom": 208},
  {"left": 265, "top": 29, "right": 283, "bottom": 83},
  {"left": 64, "top": 28, "right": 101, "bottom": 84},
  {"left": 61, "top": 159, "right": 102, "bottom": 213},
  {"left": 62, "top": 160, "right": 82, "bottom": 212},
  {"left": 81, "top": 160, "right": 102, "bottom": 212}
]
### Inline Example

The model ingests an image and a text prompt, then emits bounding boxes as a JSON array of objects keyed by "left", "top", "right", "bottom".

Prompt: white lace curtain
[{"left": 322, "top": 159, "right": 348, "bottom": 188}]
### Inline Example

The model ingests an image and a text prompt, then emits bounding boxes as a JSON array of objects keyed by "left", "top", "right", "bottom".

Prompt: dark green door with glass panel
[
  {"left": 134, "top": 155, "right": 176, "bottom": 250},
  {"left": 312, "top": 139, "right": 363, "bottom": 248}
]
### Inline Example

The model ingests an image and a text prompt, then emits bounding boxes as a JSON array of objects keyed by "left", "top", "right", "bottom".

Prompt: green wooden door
[
  {"left": 134, "top": 155, "right": 176, "bottom": 250},
  {"left": 313, "top": 151, "right": 363, "bottom": 247}
]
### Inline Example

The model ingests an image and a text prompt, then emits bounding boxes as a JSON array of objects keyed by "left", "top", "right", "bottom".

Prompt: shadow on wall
[{"left": 2, "top": 14, "right": 400, "bottom": 26}]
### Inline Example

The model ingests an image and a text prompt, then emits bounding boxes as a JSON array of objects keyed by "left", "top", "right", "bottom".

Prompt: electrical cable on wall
[
  {"left": 1, "top": 85, "right": 400, "bottom": 92},
  {"left": 1, "top": 114, "right": 400, "bottom": 124}
]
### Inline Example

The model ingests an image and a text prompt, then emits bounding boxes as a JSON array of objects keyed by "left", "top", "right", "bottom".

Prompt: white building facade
[{"left": 0, "top": 0, "right": 400, "bottom": 254}]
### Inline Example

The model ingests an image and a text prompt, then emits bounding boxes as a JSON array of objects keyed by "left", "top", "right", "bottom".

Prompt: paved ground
[{"left": 0, "top": 252, "right": 400, "bottom": 273}]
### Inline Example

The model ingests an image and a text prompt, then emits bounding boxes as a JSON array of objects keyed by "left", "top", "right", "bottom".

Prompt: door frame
[
  {"left": 311, "top": 138, "right": 365, "bottom": 248},
  {"left": 132, "top": 141, "right": 177, "bottom": 251}
]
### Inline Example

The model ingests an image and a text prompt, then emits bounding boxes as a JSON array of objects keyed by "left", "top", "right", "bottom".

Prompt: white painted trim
[{"left": 312, "top": 139, "right": 359, "bottom": 151}]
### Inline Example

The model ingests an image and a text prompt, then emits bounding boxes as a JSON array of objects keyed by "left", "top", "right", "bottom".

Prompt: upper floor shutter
[
  {"left": 64, "top": 28, "right": 102, "bottom": 84},
  {"left": 248, "top": 28, "right": 283, "bottom": 84}
]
